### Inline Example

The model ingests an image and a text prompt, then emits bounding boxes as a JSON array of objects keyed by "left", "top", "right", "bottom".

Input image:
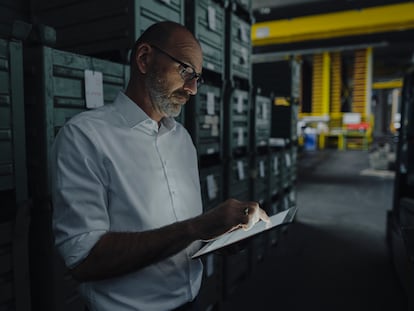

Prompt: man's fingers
[{"left": 258, "top": 208, "right": 271, "bottom": 223}]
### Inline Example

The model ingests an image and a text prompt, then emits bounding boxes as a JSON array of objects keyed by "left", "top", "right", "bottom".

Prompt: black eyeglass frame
[{"left": 150, "top": 44, "right": 204, "bottom": 87}]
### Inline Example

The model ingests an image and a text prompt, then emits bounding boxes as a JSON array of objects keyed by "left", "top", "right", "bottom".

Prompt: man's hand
[{"left": 192, "top": 198, "right": 271, "bottom": 241}]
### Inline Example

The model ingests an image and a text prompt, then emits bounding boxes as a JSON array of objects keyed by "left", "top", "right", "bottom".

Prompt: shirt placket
[{"left": 154, "top": 132, "right": 180, "bottom": 222}]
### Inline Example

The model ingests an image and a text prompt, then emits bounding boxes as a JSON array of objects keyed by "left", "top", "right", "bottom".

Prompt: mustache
[{"left": 171, "top": 90, "right": 190, "bottom": 102}]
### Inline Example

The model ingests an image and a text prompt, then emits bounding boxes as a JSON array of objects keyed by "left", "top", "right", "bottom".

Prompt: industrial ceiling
[{"left": 251, "top": 0, "right": 414, "bottom": 81}]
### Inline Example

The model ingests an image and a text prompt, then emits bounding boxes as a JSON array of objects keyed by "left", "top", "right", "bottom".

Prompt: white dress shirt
[{"left": 51, "top": 91, "right": 203, "bottom": 311}]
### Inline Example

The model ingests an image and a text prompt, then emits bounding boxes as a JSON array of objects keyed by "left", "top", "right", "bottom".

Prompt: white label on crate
[
  {"left": 211, "top": 124, "right": 219, "bottom": 137},
  {"left": 237, "top": 127, "right": 244, "bottom": 146},
  {"left": 207, "top": 92, "right": 215, "bottom": 115},
  {"left": 240, "top": 47, "right": 248, "bottom": 64},
  {"left": 262, "top": 102, "right": 268, "bottom": 120},
  {"left": 259, "top": 160, "right": 265, "bottom": 178},
  {"left": 285, "top": 153, "right": 291, "bottom": 167},
  {"left": 207, "top": 6, "right": 216, "bottom": 31},
  {"left": 240, "top": 24, "right": 248, "bottom": 42},
  {"left": 237, "top": 160, "right": 245, "bottom": 180},
  {"left": 207, "top": 147, "right": 215, "bottom": 154},
  {"left": 206, "top": 254, "right": 215, "bottom": 277},
  {"left": 206, "top": 174, "right": 217, "bottom": 200},
  {"left": 206, "top": 62, "right": 215, "bottom": 70},
  {"left": 84, "top": 70, "right": 104, "bottom": 109},
  {"left": 236, "top": 93, "right": 244, "bottom": 113},
  {"left": 273, "top": 156, "right": 279, "bottom": 173}
]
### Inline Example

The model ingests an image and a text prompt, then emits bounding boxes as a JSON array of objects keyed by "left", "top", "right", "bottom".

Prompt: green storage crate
[
  {"left": 226, "top": 13, "right": 251, "bottom": 82},
  {"left": 222, "top": 246, "right": 249, "bottom": 298},
  {"left": 186, "top": 0, "right": 226, "bottom": 76},
  {"left": 226, "top": 156, "right": 250, "bottom": 201},
  {"left": 267, "top": 199, "right": 280, "bottom": 246},
  {"left": 253, "top": 94, "right": 271, "bottom": 148},
  {"left": 199, "top": 164, "right": 223, "bottom": 212},
  {"left": 187, "top": 83, "right": 223, "bottom": 159},
  {"left": 269, "top": 150, "right": 281, "bottom": 198},
  {"left": 249, "top": 233, "right": 267, "bottom": 274},
  {"left": 251, "top": 154, "right": 269, "bottom": 208},
  {"left": 280, "top": 148, "right": 292, "bottom": 189},
  {"left": 0, "top": 200, "right": 31, "bottom": 311},
  {"left": 196, "top": 253, "right": 223, "bottom": 310},
  {"left": 271, "top": 103, "right": 299, "bottom": 141},
  {"left": 224, "top": 88, "right": 251, "bottom": 157},
  {"left": 32, "top": 0, "right": 185, "bottom": 60},
  {"left": 0, "top": 38, "right": 28, "bottom": 203},
  {"left": 24, "top": 46, "right": 129, "bottom": 311},
  {"left": 24, "top": 46, "right": 130, "bottom": 199}
]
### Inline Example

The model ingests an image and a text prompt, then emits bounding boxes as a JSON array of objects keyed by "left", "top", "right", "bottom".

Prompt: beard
[{"left": 145, "top": 68, "right": 188, "bottom": 118}]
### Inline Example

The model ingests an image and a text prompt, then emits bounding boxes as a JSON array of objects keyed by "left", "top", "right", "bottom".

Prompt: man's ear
[{"left": 135, "top": 43, "right": 152, "bottom": 74}]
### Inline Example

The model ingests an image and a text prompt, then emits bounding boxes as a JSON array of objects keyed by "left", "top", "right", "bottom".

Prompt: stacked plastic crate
[
  {"left": 267, "top": 59, "right": 300, "bottom": 229},
  {"left": 222, "top": 0, "right": 253, "bottom": 300},
  {"left": 249, "top": 89, "right": 272, "bottom": 273},
  {"left": 185, "top": 1, "right": 227, "bottom": 309},
  {"left": 23, "top": 43, "right": 130, "bottom": 311},
  {"left": 0, "top": 2, "right": 32, "bottom": 309}
]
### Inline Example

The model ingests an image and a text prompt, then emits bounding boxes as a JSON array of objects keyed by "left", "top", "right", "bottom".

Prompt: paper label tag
[
  {"left": 237, "top": 161, "right": 245, "bottom": 180},
  {"left": 259, "top": 160, "right": 265, "bottom": 178},
  {"left": 262, "top": 102, "right": 268, "bottom": 120},
  {"left": 240, "top": 24, "right": 248, "bottom": 42},
  {"left": 237, "top": 127, "right": 244, "bottom": 146},
  {"left": 273, "top": 156, "right": 279, "bottom": 174},
  {"left": 206, "top": 174, "right": 217, "bottom": 200},
  {"left": 208, "top": 6, "right": 216, "bottom": 31},
  {"left": 207, "top": 92, "right": 215, "bottom": 115},
  {"left": 236, "top": 93, "right": 244, "bottom": 113},
  {"left": 84, "top": 70, "right": 104, "bottom": 109},
  {"left": 240, "top": 47, "right": 248, "bottom": 65},
  {"left": 285, "top": 153, "right": 291, "bottom": 167}
]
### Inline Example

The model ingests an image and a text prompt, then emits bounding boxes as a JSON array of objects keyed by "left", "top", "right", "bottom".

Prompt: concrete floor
[{"left": 222, "top": 150, "right": 411, "bottom": 311}]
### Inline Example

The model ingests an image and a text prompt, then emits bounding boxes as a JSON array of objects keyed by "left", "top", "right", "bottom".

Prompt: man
[{"left": 51, "top": 21, "right": 269, "bottom": 311}]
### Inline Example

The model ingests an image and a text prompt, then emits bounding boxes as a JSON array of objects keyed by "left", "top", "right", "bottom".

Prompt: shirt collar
[{"left": 114, "top": 91, "right": 177, "bottom": 133}]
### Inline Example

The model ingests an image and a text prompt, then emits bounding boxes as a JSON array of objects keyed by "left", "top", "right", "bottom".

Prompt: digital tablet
[{"left": 192, "top": 206, "right": 297, "bottom": 259}]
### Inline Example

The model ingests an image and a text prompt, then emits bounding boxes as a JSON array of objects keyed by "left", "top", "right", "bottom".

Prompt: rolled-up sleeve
[{"left": 51, "top": 123, "right": 109, "bottom": 268}]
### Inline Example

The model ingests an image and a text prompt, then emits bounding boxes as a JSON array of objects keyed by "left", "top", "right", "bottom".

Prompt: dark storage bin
[
  {"left": 226, "top": 156, "right": 251, "bottom": 201},
  {"left": 32, "top": 0, "right": 185, "bottom": 61},
  {"left": 199, "top": 164, "right": 223, "bottom": 212},
  {"left": 0, "top": 38, "right": 28, "bottom": 203},
  {"left": 24, "top": 46, "right": 130, "bottom": 199},
  {"left": 253, "top": 94, "right": 271, "bottom": 148},
  {"left": 23, "top": 46, "right": 129, "bottom": 311},
  {"left": 222, "top": 247, "right": 249, "bottom": 298},
  {"left": 186, "top": 83, "right": 223, "bottom": 159},
  {"left": 0, "top": 198, "right": 31, "bottom": 311},
  {"left": 251, "top": 154, "right": 269, "bottom": 208},
  {"left": 269, "top": 151, "right": 281, "bottom": 198},
  {"left": 186, "top": 0, "right": 226, "bottom": 76},
  {"left": 226, "top": 13, "right": 251, "bottom": 82},
  {"left": 196, "top": 253, "right": 223, "bottom": 311},
  {"left": 271, "top": 103, "right": 299, "bottom": 141},
  {"left": 224, "top": 88, "right": 251, "bottom": 157}
]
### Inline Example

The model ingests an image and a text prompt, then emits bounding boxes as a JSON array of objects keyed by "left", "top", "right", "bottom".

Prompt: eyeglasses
[{"left": 150, "top": 44, "right": 204, "bottom": 88}]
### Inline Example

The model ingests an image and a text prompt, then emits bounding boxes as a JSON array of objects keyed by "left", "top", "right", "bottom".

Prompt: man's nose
[{"left": 183, "top": 78, "right": 198, "bottom": 95}]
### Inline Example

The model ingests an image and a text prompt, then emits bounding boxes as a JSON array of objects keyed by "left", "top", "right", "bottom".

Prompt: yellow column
[{"left": 311, "top": 52, "right": 330, "bottom": 116}]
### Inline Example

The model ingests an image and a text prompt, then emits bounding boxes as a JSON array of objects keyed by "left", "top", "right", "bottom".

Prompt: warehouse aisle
[{"left": 221, "top": 150, "right": 411, "bottom": 311}]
